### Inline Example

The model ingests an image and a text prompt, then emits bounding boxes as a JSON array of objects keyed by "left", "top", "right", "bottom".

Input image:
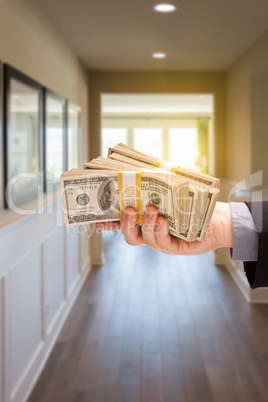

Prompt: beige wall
[
  {"left": 0, "top": 4, "right": 91, "bottom": 397},
  {"left": 0, "top": 0, "right": 90, "bottom": 172},
  {"left": 0, "top": 0, "right": 91, "bottom": 262},
  {"left": 226, "top": 29, "right": 268, "bottom": 184},
  {"left": 89, "top": 72, "right": 226, "bottom": 178}
]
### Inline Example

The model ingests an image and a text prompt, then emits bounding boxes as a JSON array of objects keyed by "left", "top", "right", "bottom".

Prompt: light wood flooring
[{"left": 28, "top": 232, "right": 268, "bottom": 402}]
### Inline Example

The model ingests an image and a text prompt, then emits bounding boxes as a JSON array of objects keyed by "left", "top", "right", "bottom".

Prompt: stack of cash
[{"left": 60, "top": 143, "right": 220, "bottom": 242}]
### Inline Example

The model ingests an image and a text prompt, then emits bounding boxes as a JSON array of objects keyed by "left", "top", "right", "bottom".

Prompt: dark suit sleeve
[{"left": 243, "top": 201, "right": 268, "bottom": 288}]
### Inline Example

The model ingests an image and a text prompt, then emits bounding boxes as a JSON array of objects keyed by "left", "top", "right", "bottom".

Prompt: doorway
[{"left": 101, "top": 94, "right": 214, "bottom": 175}]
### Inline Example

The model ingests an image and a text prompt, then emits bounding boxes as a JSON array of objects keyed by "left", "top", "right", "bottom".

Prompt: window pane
[
  {"left": 169, "top": 128, "right": 198, "bottom": 170},
  {"left": 133, "top": 128, "right": 162, "bottom": 159},
  {"left": 68, "top": 105, "right": 80, "bottom": 169},
  {"left": 101, "top": 128, "right": 127, "bottom": 157},
  {"left": 46, "top": 96, "right": 64, "bottom": 186},
  {"left": 8, "top": 78, "right": 40, "bottom": 206}
]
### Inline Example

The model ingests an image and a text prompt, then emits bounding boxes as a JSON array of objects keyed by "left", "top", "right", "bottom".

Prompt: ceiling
[{"left": 35, "top": 0, "right": 268, "bottom": 71}]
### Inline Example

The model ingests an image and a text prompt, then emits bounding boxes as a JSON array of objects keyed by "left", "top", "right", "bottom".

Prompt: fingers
[
  {"left": 121, "top": 205, "right": 176, "bottom": 252},
  {"left": 95, "top": 207, "right": 143, "bottom": 245},
  {"left": 120, "top": 207, "right": 144, "bottom": 245},
  {"left": 142, "top": 207, "right": 188, "bottom": 255},
  {"left": 95, "top": 205, "right": 207, "bottom": 256},
  {"left": 95, "top": 205, "right": 182, "bottom": 255},
  {"left": 141, "top": 206, "right": 160, "bottom": 249},
  {"left": 154, "top": 217, "right": 181, "bottom": 254},
  {"left": 94, "top": 222, "right": 120, "bottom": 231}
]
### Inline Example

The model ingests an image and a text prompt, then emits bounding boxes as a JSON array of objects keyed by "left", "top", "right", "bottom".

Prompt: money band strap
[
  {"left": 155, "top": 160, "right": 178, "bottom": 173},
  {"left": 118, "top": 171, "right": 142, "bottom": 224},
  {"left": 140, "top": 167, "right": 175, "bottom": 175},
  {"left": 139, "top": 168, "right": 154, "bottom": 173}
]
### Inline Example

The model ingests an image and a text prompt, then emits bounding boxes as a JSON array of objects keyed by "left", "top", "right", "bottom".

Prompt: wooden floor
[{"left": 28, "top": 232, "right": 268, "bottom": 402}]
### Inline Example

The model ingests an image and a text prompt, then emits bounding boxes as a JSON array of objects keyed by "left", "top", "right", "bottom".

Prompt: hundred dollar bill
[
  {"left": 107, "top": 143, "right": 220, "bottom": 241},
  {"left": 84, "top": 157, "right": 199, "bottom": 240},
  {"left": 60, "top": 169, "right": 192, "bottom": 239},
  {"left": 108, "top": 143, "right": 220, "bottom": 188}
]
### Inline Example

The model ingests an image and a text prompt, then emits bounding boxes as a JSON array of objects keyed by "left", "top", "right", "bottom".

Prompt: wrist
[
  {"left": 219, "top": 202, "right": 233, "bottom": 248},
  {"left": 212, "top": 202, "right": 233, "bottom": 249}
]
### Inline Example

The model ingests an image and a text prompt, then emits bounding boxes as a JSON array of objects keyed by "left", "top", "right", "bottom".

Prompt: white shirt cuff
[{"left": 230, "top": 202, "right": 258, "bottom": 261}]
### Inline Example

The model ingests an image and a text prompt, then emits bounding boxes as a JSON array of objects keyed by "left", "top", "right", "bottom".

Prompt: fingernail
[
  {"left": 163, "top": 222, "right": 169, "bottom": 236},
  {"left": 145, "top": 208, "right": 156, "bottom": 219},
  {"left": 124, "top": 211, "right": 136, "bottom": 221},
  {"left": 155, "top": 221, "right": 162, "bottom": 230}
]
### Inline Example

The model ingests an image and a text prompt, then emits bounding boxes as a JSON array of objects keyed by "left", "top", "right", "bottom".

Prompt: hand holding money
[
  {"left": 95, "top": 202, "right": 233, "bottom": 255},
  {"left": 60, "top": 168, "right": 190, "bottom": 238},
  {"left": 60, "top": 143, "right": 221, "bottom": 242}
]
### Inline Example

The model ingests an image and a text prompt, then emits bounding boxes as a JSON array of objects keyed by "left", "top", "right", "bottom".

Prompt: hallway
[{"left": 28, "top": 233, "right": 268, "bottom": 402}]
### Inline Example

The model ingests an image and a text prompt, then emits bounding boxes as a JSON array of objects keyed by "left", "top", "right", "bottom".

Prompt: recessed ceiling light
[
  {"left": 154, "top": 3, "right": 177, "bottom": 13},
  {"left": 153, "top": 52, "right": 167, "bottom": 58}
]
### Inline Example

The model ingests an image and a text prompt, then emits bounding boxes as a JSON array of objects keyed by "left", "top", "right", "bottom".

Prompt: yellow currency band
[
  {"left": 155, "top": 160, "right": 162, "bottom": 169},
  {"left": 155, "top": 159, "right": 178, "bottom": 174},
  {"left": 118, "top": 171, "right": 142, "bottom": 224},
  {"left": 136, "top": 174, "right": 142, "bottom": 224}
]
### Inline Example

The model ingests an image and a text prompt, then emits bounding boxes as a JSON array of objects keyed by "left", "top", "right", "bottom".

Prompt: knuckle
[
  {"left": 155, "top": 235, "right": 164, "bottom": 248},
  {"left": 143, "top": 238, "right": 157, "bottom": 249},
  {"left": 123, "top": 235, "right": 136, "bottom": 246},
  {"left": 124, "top": 237, "right": 132, "bottom": 245},
  {"left": 141, "top": 223, "right": 154, "bottom": 236}
]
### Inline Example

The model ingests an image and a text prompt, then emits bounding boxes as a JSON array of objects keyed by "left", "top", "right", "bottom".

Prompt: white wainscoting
[
  {"left": 9, "top": 246, "right": 43, "bottom": 401},
  {"left": 0, "top": 199, "right": 90, "bottom": 402},
  {"left": 65, "top": 226, "right": 79, "bottom": 296},
  {"left": 44, "top": 228, "right": 65, "bottom": 336},
  {"left": 0, "top": 277, "right": 4, "bottom": 402}
]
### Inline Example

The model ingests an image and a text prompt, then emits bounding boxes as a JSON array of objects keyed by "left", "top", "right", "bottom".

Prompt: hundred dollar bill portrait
[{"left": 98, "top": 177, "right": 120, "bottom": 213}]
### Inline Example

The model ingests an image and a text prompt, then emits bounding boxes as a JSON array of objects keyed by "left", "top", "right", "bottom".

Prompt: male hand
[{"left": 94, "top": 202, "right": 233, "bottom": 255}]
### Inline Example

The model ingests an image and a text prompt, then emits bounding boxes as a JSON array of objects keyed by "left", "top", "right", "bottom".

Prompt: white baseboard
[{"left": 91, "top": 251, "right": 105, "bottom": 266}]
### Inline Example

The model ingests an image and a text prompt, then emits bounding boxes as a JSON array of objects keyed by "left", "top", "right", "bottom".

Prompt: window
[
  {"left": 101, "top": 94, "right": 214, "bottom": 174},
  {"left": 44, "top": 90, "right": 67, "bottom": 190},
  {"left": 101, "top": 128, "right": 127, "bottom": 157},
  {"left": 133, "top": 128, "right": 163, "bottom": 159},
  {"left": 3, "top": 65, "right": 81, "bottom": 209},
  {"left": 169, "top": 128, "right": 198, "bottom": 170},
  {"left": 67, "top": 102, "right": 80, "bottom": 169},
  {"left": 4, "top": 65, "right": 43, "bottom": 208}
]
